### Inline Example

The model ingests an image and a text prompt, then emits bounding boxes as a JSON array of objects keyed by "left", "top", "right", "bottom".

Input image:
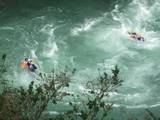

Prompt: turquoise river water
[{"left": 0, "top": 0, "right": 160, "bottom": 119}]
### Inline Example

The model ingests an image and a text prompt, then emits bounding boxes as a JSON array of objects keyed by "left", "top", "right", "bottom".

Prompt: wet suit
[
  {"left": 29, "top": 64, "right": 37, "bottom": 72},
  {"left": 27, "top": 61, "right": 37, "bottom": 72}
]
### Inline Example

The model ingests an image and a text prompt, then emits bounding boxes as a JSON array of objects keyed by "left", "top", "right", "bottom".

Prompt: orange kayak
[{"left": 20, "top": 60, "right": 28, "bottom": 69}]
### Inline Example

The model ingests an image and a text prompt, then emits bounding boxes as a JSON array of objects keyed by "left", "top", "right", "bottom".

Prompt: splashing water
[{"left": 0, "top": 0, "right": 160, "bottom": 119}]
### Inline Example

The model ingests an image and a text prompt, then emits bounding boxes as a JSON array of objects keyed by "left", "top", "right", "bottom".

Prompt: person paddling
[
  {"left": 20, "top": 58, "right": 37, "bottom": 72},
  {"left": 128, "top": 31, "right": 145, "bottom": 41},
  {"left": 26, "top": 58, "right": 37, "bottom": 72}
]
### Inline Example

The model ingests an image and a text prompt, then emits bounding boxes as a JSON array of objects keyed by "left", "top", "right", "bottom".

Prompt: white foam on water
[
  {"left": 30, "top": 49, "right": 38, "bottom": 59},
  {"left": 113, "top": 103, "right": 160, "bottom": 109},
  {"left": 109, "top": 0, "right": 160, "bottom": 54},
  {"left": 1, "top": 0, "right": 160, "bottom": 112},
  {"left": 71, "top": 19, "right": 98, "bottom": 36},
  {"left": 0, "top": 26, "right": 15, "bottom": 31},
  {"left": 86, "top": 0, "right": 160, "bottom": 109},
  {"left": 48, "top": 111, "right": 59, "bottom": 115},
  {"left": 111, "top": 4, "right": 123, "bottom": 22},
  {"left": 134, "top": 2, "right": 151, "bottom": 22},
  {"left": 43, "top": 41, "right": 58, "bottom": 58},
  {"left": 71, "top": 13, "right": 108, "bottom": 36},
  {"left": 40, "top": 24, "right": 59, "bottom": 60},
  {"left": 35, "top": 16, "right": 46, "bottom": 20}
]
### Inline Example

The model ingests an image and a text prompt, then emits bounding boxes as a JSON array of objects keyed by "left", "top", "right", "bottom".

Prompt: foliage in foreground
[
  {"left": 52, "top": 65, "right": 122, "bottom": 120},
  {"left": 0, "top": 54, "right": 159, "bottom": 120}
]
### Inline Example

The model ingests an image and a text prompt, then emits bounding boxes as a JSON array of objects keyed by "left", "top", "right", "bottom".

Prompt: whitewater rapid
[{"left": 0, "top": 0, "right": 160, "bottom": 117}]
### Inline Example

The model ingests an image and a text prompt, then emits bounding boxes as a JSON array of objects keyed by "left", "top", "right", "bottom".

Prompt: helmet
[{"left": 25, "top": 58, "right": 28, "bottom": 61}]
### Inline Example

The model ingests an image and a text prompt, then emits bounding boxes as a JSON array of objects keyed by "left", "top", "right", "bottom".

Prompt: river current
[{"left": 0, "top": 0, "right": 160, "bottom": 119}]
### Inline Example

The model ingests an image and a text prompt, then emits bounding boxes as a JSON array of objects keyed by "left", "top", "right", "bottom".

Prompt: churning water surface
[{"left": 0, "top": 0, "right": 160, "bottom": 119}]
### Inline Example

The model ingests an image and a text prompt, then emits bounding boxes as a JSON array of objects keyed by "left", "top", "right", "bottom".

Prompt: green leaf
[{"left": 100, "top": 102, "right": 105, "bottom": 107}]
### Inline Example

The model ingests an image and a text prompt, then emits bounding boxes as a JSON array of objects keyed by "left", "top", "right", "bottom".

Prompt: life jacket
[{"left": 20, "top": 60, "right": 29, "bottom": 69}]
